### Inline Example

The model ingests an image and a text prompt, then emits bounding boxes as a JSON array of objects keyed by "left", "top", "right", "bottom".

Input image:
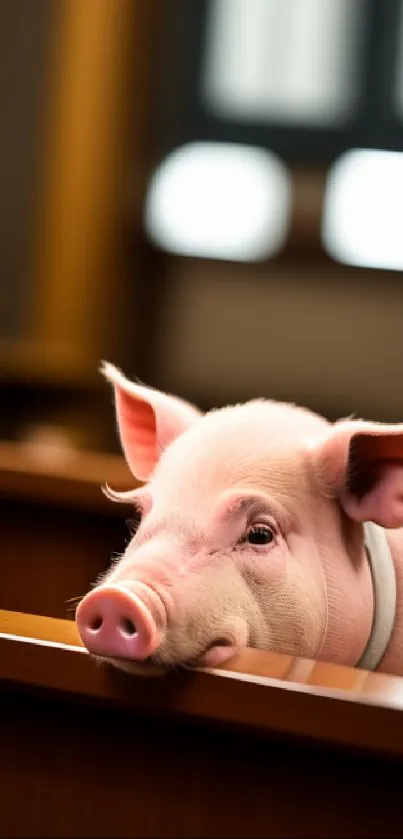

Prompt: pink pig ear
[
  {"left": 309, "top": 420, "right": 403, "bottom": 528},
  {"left": 100, "top": 362, "right": 201, "bottom": 482}
]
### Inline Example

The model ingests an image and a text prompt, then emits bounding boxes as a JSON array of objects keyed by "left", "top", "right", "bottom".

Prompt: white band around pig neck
[{"left": 357, "top": 522, "right": 397, "bottom": 671}]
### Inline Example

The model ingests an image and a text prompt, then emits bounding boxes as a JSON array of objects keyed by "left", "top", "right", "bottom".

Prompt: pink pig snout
[{"left": 76, "top": 585, "right": 163, "bottom": 660}]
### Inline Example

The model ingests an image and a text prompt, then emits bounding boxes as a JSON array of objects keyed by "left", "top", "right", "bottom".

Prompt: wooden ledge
[
  {"left": 0, "top": 442, "right": 137, "bottom": 513},
  {"left": 2, "top": 609, "right": 403, "bottom": 758}
]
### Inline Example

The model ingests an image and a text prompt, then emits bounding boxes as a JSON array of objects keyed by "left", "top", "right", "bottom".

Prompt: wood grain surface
[
  {"left": 0, "top": 441, "right": 136, "bottom": 513},
  {"left": 2, "top": 608, "right": 403, "bottom": 759}
]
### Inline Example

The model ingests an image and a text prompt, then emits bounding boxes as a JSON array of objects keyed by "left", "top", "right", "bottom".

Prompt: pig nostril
[
  {"left": 89, "top": 616, "right": 103, "bottom": 632},
  {"left": 120, "top": 618, "right": 137, "bottom": 637}
]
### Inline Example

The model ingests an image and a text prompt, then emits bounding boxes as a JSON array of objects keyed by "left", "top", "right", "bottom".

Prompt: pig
[{"left": 76, "top": 362, "right": 403, "bottom": 677}]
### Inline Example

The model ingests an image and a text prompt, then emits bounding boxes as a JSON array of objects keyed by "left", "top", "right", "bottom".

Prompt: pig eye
[{"left": 246, "top": 524, "right": 275, "bottom": 546}]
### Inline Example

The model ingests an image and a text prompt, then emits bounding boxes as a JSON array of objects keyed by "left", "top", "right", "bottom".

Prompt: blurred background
[
  {"left": 2, "top": 0, "right": 403, "bottom": 453},
  {"left": 3, "top": 0, "right": 403, "bottom": 618}
]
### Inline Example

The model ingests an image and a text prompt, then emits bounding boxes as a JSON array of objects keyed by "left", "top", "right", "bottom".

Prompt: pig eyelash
[{"left": 239, "top": 521, "right": 278, "bottom": 550}]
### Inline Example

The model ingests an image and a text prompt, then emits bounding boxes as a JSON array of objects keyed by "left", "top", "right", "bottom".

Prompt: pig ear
[
  {"left": 308, "top": 420, "right": 403, "bottom": 528},
  {"left": 101, "top": 362, "right": 201, "bottom": 482}
]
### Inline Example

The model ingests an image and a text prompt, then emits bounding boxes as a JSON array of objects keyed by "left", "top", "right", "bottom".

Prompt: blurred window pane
[
  {"left": 203, "top": 0, "right": 364, "bottom": 127},
  {"left": 144, "top": 142, "right": 291, "bottom": 262},
  {"left": 322, "top": 148, "right": 403, "bottom": 271}
]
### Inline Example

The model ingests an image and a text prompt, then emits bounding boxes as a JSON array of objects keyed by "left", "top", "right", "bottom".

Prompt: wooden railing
[
  {"left": 2, "top": 608, "right": 403, "bottom": 837},
  {"left": 2, "top": 609, "right": 403, "bottom": 759}
]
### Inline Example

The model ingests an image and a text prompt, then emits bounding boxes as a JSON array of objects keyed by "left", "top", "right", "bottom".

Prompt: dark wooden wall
[
  {"left": 0, "top": 446, "right": 134, "bottom": 619},
  {"left": 2, "top": 1, "right": 403, "bottom": 459}
]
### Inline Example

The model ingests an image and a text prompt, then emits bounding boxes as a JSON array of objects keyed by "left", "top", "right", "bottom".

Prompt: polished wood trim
[
  {"left": 2, "top": 609, "right": 403, "bottom": 758},
  {"left": 0, "top": 442, "right": 137, "bottom": 512},
  {"left": 0, "top": 1, "right": 154, "bottom": 382},
  {"left": 0, "top": 609, "right": 83, "bottom": 647},
  {"left": 30, "top": 0, "right": 135, "bottom": 371}
]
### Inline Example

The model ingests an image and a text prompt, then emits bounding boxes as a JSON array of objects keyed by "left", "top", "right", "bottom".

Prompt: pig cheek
[{"left": 241, "top": 543, "right": 287, "bottom": 588}]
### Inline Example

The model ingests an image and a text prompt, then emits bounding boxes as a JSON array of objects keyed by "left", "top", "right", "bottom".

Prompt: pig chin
[
  {"left": 105, "top": 619, "right": 250, "bottom": 677},
  {"left": 101, "top": 641, "right": 243, "bottom": 678},
  {"left": 153, "top": 616, "right": 249, "bottom": 671},
  {"left": 106, "top": 656, "right": 166, "bottom": 678}
]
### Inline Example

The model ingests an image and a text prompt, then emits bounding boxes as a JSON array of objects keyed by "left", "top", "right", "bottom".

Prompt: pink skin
[
  {"left": 77, "top": 487, "right": 288, "bottom": 669},
  {"left": 77, "top": 584, "right": 165, "bottom": 661},
  {"left": 76, "top": 362, "right": 403, "bottom": 677}
]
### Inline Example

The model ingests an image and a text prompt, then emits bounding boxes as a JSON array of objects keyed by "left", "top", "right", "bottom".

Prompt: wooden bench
[{"left": 2, "top": 609, "right": 403, "bottom": 838}]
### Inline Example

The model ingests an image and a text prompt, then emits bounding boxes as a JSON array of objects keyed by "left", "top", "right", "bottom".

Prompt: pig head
[{"left": 76, "top": 363, "right": 403, "bottom": 676}]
